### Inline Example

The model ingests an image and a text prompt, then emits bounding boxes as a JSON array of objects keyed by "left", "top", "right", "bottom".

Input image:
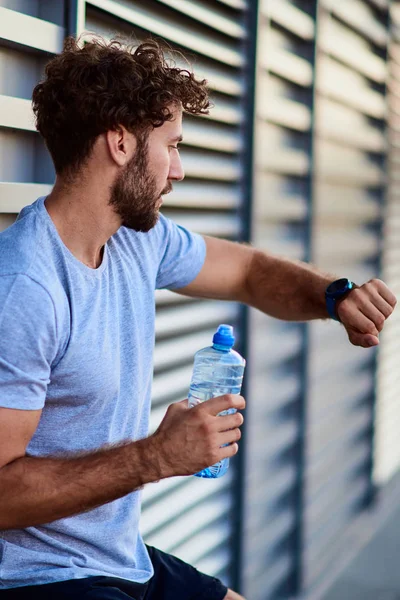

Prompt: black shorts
[{"left": 0, "top": 545, "right": 228, "bottom": 600}]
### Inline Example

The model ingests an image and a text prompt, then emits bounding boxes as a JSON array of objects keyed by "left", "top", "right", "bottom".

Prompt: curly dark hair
[{"left": 32, "top": 35, "right": 210, "bottom": 174}]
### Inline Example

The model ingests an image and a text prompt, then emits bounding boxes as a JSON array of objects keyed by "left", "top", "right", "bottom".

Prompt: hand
[
  {"left": 337, "top": 279, "right": 397, "bottom": 348},
  {"left": 150, "top": 394, "right": 245, "bottom": 478}
]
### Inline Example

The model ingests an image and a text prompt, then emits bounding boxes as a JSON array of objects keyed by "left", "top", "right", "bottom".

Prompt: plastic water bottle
[{"left": 188, "top": 324, "right": 246, "bottom": 479}]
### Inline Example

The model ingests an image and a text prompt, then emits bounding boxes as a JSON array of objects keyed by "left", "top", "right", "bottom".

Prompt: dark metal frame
[
  {"left": 289, "top": 0, "right": 319, "bottom": 595},
  {"left": 232, "top": 0, "right": 259, "bottom": 593}
]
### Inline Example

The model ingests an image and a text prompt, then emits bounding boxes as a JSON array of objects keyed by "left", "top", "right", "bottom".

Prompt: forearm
[
  {"left": 245, "top": 250, "right": 334, "bottom": 321},
  {"left": 0, "top": 436, "right": 163, "bottom": 530}
]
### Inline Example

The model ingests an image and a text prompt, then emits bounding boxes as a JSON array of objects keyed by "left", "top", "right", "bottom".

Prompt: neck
[{"left": 45, "top": 175, "right": 121, "bottom": 269}]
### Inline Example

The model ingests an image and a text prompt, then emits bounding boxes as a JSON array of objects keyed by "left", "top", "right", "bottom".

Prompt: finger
[
  {"left": 358, "top": 302, "right": 386, "bottom": 333},
  {"left": 373, "top": 279, "right": 397, "bottom": 308},
  {"left": 219, "top": 442, "right": 239, "bottom": 459},
  {"left": 214, "top": 412, "right": 244, "bottom": 432},
  {"left": 203, "top": 394, "right": 246, "bottom": 416},
  {"left": 368, "top": 288, "right": 396, "bottom": 320},
  {"left": 347, "top": 329, "right": 379, "bottom": 348},
  {"left": 219, "top": 428, "right": 242, "bottom": 446},
  {"left": 339, "top": 295, "right": 379, "bottom": 336}
]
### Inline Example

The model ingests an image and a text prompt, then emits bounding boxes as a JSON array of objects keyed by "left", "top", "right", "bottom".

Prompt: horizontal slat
[
  {"left": 246, "top": 511, "right": 295, "bottom": 565},
  {"left": 313, "top": 183, "right": 381, "bottom": 223},
  {"left": 86, "top": 0, "right": 243, "bottom": 66},
  {"left": 144, "top": 492, "right": 234, "bottom": 552},
  {"left": 0, "top": 182, "right": 52, "bottom": 212},
  {"left": 174, "top": 520, "right": 232, "bottom": 565},
  {"left": 0, "top": 95, "right": 35, "bottom": 131},
  {"left": 258, "top": 96, "right": 311, "bottom": 132},
  {"left": 320, "top": 0, "right": 387, "bottom": 47},
  {"left": 318, "top": 56, "right": 386, "bottom": 119},
  {"left": 307, "top": 441, "right": 370, "bottom": 500},
  {"left": 151, "top": 364, "right": 192, "bottom": 406},
  {"left": 254, "top": 195, "right": 307, "bottom": 222},
  {"left": 254, "top": 226, "right": 306, "bottom": 260},
  {"left": 254, "top": 173, "right": 308, "bottom": 221},
  {"left": 0, "top": 6, "right": 64, "bottom": 54},
  {"left": 305, "top": 463, "right": 369, "bottom": 538},
  {"left": 370, "top": 0, "right": 389, "bottom": 8},
  {"left": 155, "top": 0, "right": 245, "bottom": 38},
  {"left": 180, "top": 149, "right": 241, "bottom": 181},
  {"left": 155, "top": 300, "right": 239, "bottom": 338},
  {"left": 141, "top": 473, "right": 232, "bottom": 536},
  {"left": 264, "top": 0, "right": 315, "bottom": 40},
  {"left": 217, "top": 0, "right": 247, "bottom": 9},
  {"left": 165, "top": 211, "right": 239, "bottom": 237},
  {"left": 312, "top": 230, "right": 379, "bottom": 264},
  {"left": 306, "top": 416, "right": 372, "bottom": 493},
  {"left": 163, "top": 182, "right": 240, "bottom": 210},
  {"left": 257, "top": 149, "right": 310, "bottom": 177},
  {"left": 154, "top": 329, "right": 220, "bottom": 371},
  {"left": 252, "top": 416, "right": 299, "bottom": 456},
  {"left": 304, "top": 484, "right": 369, "bottom": 591},
  {"left": 315, "top": 140, "right": 385, "bottom": 186},
  {"left": 255, "top": 122, "right": 310, "bottom": 176},
  {"left": 304, "top": 480, "right": 368, "bottom": 573},
  {"left": 250, "top": 322, "right": 303, "bottom": 368},
  {"left": 84, "top": 12, "right": 244, "bottom": 96},
  {"left": 319, "top": 18, "right": 386, "bottom": 83},
  {"left": 183, "top": 119, "right": 241, "bottom": 153},
  {"left": 263, "top": 47, "right": 313, "bottom": 87},
  {"left": 189, "top": 60, "right": 243, "bottom": 96},
  {"left": 195, "top": 549, "right": 231, "bottom": 581},
  {"left": 203, "top": 98, "right": 242, "bottom": 124},
  {"left": 306, "top": 407, "right": 371, "bottom": 467},
  {"left": 244, "top": 553, "right": 292, "bottom": 598},
  {"left": 316, "top": 98, "right": 386, "bottom": 152},
  {"left": 244, "top": 464, "right": 297, "bottom": 516}
]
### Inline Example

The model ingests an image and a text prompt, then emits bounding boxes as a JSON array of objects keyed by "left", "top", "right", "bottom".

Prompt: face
[{"left": 109, "top": 106, "right": 184, "bottom": 232}]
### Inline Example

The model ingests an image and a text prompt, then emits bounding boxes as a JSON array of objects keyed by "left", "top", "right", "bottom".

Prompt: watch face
[{"left": 326, "top": 278, "right": 350, "bottom": 296}]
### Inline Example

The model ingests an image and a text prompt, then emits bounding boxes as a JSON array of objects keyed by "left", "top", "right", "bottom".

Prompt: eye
[{"left": 169, "top": 145, "right": 179, "bottom": 150}]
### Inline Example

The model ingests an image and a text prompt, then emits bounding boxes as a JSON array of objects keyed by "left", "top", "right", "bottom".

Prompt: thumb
[{"left": 346, "top": 328, "right": 379, "bottom": 348}]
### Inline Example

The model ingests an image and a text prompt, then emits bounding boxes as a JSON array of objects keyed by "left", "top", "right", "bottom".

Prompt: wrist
[
  {"left": 135, "top": 435, "right": 173, "bottom": 483},
  {"left": 325, "top": 278, "right": 357, "bottom": 322}
]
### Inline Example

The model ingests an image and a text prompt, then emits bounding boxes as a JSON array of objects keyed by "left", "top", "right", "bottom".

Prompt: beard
[{"left": 109, "top": 138, "right": 171, "bottom": 232}]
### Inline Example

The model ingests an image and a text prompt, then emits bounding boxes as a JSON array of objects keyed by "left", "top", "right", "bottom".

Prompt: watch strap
[{"left": 326, "top": 281, "right": 356, "bottom": 322}]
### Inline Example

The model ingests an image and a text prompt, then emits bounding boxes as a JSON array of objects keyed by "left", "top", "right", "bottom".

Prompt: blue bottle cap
[{"left": 213, "top": 324, "right": 235, "bottom": 348}]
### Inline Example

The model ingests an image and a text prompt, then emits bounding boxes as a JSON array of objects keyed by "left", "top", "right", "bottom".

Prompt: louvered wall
[
  {"left": 374, "top": 1, "right": 400, "bottom": 488},
  {"left": 0, "top": 0, "right": 64, "bottom": 230},
  {"left": 242, "top": 2, "right": 316, "bottom": 598},
  {"left": 1, "top": 1, "right": 399, "bottom": 599},
  {"left": 71, "top": 0, "right": 250, "bottom": 588},
  {"left": 303, "top": 0, "right": 389, "bottom": 593}
]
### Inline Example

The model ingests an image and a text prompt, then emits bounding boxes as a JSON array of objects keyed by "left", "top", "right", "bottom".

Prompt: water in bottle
[{"left": 188, "top": 324, "right": 246, "bottom": 478}]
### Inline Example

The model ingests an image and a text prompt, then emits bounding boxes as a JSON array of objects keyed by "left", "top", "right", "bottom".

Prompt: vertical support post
[
  {"left": 231, "top": 0, "right": 259, "bottom": 594},
  {"left": 65, "top": 0, "right": 85, "bottom": 37},
  {"left": 367, "top": 2, "right": 391, "bottom": 507},
  {"left": 291, "top": 0, "right": 318, "bottom": 594}
]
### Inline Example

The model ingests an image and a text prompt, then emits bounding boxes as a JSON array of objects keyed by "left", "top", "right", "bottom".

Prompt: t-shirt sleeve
[
  {"left": 0, "top": 274, "right": 58, "bottom": 410},
  {"left": 155, "top": 213, "right": 206, "bottom": 290}
]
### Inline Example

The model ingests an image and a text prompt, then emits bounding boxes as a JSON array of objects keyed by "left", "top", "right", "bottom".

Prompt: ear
[{"left": 105, "top": 126, "right": 136, "bottom": 167}]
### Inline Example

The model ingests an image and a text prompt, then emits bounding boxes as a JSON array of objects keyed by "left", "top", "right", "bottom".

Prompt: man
[{"left": 0, "top": 36, "right": 396, "bottom": 600}]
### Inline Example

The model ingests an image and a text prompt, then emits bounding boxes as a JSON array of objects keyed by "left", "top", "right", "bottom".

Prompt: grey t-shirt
[{"left": 0, "top": 197, "right": 206, "bottom": 589}]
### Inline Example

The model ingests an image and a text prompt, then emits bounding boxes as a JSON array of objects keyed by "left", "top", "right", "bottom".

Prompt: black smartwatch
[{"left": 325, "top": 278, "right": 356, "bottom": 321}]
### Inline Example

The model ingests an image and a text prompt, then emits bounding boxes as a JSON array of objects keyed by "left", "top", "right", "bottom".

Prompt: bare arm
[
  {"left": 178, "top": 236, "right": 332, "bottom": 320},
  {"left": 0, "top": 394, "right": 245, "bottom": 530},
  {"left": 177, "top": 236, "right": 397, "bottom": 347}
]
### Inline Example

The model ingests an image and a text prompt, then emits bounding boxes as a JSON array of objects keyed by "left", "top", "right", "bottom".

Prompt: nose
[{"left": 169, "top": 151, "right": 185, "bottom": 182}]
